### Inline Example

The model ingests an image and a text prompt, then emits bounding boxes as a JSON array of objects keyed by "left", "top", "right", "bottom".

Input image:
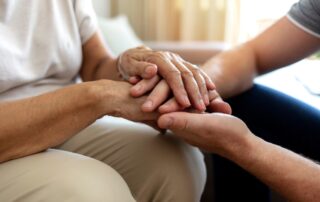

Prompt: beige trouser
[{"left": 0, "top": 116, "right": 206, "bottom": 202}]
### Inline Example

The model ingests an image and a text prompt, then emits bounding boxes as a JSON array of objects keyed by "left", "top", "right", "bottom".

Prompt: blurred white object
[
  {"left": 98, "top": 16, "right": 143, "bottom": 56},
  {"left": 92, "top": 0, "right": 110, "bottom": 18},
  {"left": 294, "top": 60, "right": 320, "bottom": 95},
  {"left": 255, "top": 59, "right": 320, "bottom": 110}
]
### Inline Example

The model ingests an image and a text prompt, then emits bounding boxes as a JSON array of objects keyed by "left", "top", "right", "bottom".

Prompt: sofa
[{"left": 98, "top": 15, "right": 227, "bottom": 64}]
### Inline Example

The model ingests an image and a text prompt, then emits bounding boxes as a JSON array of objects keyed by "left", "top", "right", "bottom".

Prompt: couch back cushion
[{"left": 98, "top": 15, "right": 143, "bottom": 56}]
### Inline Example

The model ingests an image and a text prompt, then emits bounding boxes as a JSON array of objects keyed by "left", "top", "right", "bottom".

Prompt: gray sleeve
[{"left": 287, "top": 0, "right": 320, "bottom": 38}]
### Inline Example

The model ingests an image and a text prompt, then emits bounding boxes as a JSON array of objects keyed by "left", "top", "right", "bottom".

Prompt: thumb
[
  {"left": 158, "top": 112, "right": 205, "bottom": 132},
  {"left": 209, "top": 100, "right": 232, "bottom": 115},
  {"left": 129, "top": 60, "right": 158, "bottom": 79}
]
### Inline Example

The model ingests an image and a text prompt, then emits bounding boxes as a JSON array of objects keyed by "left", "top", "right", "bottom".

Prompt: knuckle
[
  {"left": 181, "top": 70, "right": 193, "bottom": 78},
  {"left": 209, "top": 90, "right": 219, "bottom": 101},
  {"left": 198, "top": 78, "right": 206, "bottom": 88},
  {"left": 191, "top": 67, "right": 201, "bottom": 75},
  {"left": 149, "top": 51, "right": 168, "bottom": 61},
  {"left": 169, "top": 52, "right": 177, "bottom": 58},
  {"left": 167, "top": 69, "right": 181, "bottom": 77},
  {"left": 163, "top": 51, "right": 171, "bottom": 56},
  {"left": 175, "top": 54, "right": 182, "bottom": 60},
  {"left": 156, "top": 51, "right": 166, "bottom": 57},
  {"left": 161, "top": 51, "right": 173, "bottom": 59},
  {"left": 189, "top": 64, "right": 200, "bottom": 72}
]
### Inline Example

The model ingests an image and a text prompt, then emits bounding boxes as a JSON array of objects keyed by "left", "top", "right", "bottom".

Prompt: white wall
[{"left": 92, "top": 0, "right": 110, "bottom": 17}]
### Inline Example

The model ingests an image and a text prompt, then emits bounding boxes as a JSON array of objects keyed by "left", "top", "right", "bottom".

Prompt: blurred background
[
  {"left": 90, "top": 0, "right": 320, "bottom": 113},
  {"left": 90, "top": 1, "right": 320, "bottom": 201},
  {"left": 92, "top": 0, "right": 297, "bottom": 44}
]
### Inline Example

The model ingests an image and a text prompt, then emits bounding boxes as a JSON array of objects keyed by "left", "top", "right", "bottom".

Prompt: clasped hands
[
  {"left": 116, "top": 46, "right": 231, "bottom": 127},
  {"left": 109, "top": 46, "right": 253, "bottom": 156}
]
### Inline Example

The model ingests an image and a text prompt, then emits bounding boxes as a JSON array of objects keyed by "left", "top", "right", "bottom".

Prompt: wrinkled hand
[
  {"left": 99, "top": 80, "right": 161, "bottom": 130},
  {"left": 157, "top": 110, "right": 252, "bottom": 156},
  {"left": 118, "top": 46, "right": 215, "bottom": 111},
  {"left": 130, "top": 76, "right": 231, "bottom": 114}
]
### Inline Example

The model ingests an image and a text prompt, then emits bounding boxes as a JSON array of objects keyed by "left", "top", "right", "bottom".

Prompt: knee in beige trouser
[
  {"left": 0, "top": 149, "right": 135, "bottom": 202},
  {"left": 129, "top": 133, "right": 207, "bottom": 202},
  {"left": 59, "top": 117, "right": 207, "bottom": 202}
]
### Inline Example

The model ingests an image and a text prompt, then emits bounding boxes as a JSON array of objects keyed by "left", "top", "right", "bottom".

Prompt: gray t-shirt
[
  {"left": 0, "top": 0, "right": 97, "bottom": 101},
  {"left": 287, "top": 0, "right": 320, "bottom": 38}
]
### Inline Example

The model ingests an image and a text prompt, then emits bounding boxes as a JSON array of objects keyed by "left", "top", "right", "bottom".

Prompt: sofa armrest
[{"left": 145, "top": 41, "right": 229, "bottom": 65}]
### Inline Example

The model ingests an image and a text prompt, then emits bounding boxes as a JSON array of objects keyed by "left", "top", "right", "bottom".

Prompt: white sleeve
[{"left": 74, "top": 0, "right": 98, "bottom": 44}]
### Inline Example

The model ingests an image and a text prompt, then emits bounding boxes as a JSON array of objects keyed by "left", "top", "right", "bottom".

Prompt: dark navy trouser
[{"left": 212, "top": 84, "right": 320, "bottom": 202}]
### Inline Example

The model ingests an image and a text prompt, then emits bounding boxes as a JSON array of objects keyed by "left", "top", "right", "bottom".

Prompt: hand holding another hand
[
  {"left": 129, "top": 74, "right": 231, "bottom": 114},
  {"left": 118, "top": 46, "right": 216, "bottom": 111},
  {"left": 157, "top": 110, "right": 252, "bottom": 157},
  {"left": 94, "top": 80, "right": 160, "bottom": 130}
]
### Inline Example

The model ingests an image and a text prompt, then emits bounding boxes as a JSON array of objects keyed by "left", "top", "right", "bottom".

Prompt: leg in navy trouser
[{"left": 213, "top": 84, "right": 320, "bottom": 202}]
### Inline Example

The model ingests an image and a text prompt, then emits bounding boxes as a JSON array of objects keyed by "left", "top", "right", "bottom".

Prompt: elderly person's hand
[
  {"left": 117, "top": 46, "right": 216, "bottom": 111},
  {"left": 95, "top": 80, "right": 161, "bottom": 130},
  {"left": 129, "top": 74, "right": 231, "bottom": 114}
]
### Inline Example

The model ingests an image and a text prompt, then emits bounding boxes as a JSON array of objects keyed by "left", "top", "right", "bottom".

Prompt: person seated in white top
[{"left": 0, "top": 0, "right": 230, "bottom": 201}]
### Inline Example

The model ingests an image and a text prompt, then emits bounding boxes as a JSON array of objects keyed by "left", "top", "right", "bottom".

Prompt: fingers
[
  {"left": 159, "top": 98, "right": 184, "bottom": 114},
  {"left": 120, "top": 52, "right": 158, "bottom": 79},
  {"left": 172, "top": 60, "right": 206, "bottom": 111},
  {"left": 208, "top": 90, "right": 220, "bottom": 101},
  {"left": 194, "top": 72, "right": 209, "bottom": 106},
  {"left": 143, "top": 121, "right": 167, "bottom": 134},
  {"left": 184, "top": 62, "right": 209, "bottom": 106},
  {"left": 199, "top": 68, "right": 216, "bottom": 90},
  {"left": 208, "top": 90, "right": 232, "bottom": 114},
  {"left": 151, "top": 58, "right": 191, "bottom": 108},
  {"left": 152, "top": 52, "right": 210, "bottom": 111},
  {"left": 128, "top": 76, "right": 141, "bottom": 84},
  {"left": 130, "top": 75, "right": 161, "bottom": 97},
  {"left": 123, "top": 47, "right": 218, "bottom": 114},
  {"left": 141, "top": 80, "right": 171, "bottom": 112},
  {"left": 158, "top": 112, "right": 206, "bottom": 131},
  {"left": 129, "top": 59, "right": 158, "bottom": 79},
  {"left": 209, "top": 100, "right": 232, "bottom": 115}
]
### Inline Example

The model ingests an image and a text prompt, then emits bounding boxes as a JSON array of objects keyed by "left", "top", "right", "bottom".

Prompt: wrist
[
  {"left": 93, "top": 57, "right": 123, "bottom": 81},
  {"left": 116, "top": 53, "right": 128, "bottom": 80},
  {"left": 86, "top": 79, "right": 129, "bottom": 118},
  {"left": 109, "top": 57, "right": 124, "bottom": 81},
  {"left": 221, "top": 132, "right": 260, "bottom": 162},
  {"left": 82, "top": 80, "right": 117, "bottom": 117}
]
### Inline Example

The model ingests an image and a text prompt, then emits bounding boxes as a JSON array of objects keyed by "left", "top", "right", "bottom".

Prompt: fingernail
[
  {"left": 184, "top": 97, "right": 191, "bottom": 107},
  {"left": 129, "top": 76, "right": 139, "bottom": 83},
  {"left": 159, "top": 105, "right": 169, "bottom": 114},
  {"left": 133, "top": 84, "right": 142, "bottom": 92},
  {"left": 145, "top": 66, "right": 155, "bottom": 75},
  {"left": 143, "top": 100, "right": 153, "bottom": 109},
  {"left": 205, "top": 95, "right": 210, "bottom": 105},
  {"left": 198, "top": 99, "right": 206, "bottom": 110},
  {"left": 162, "top": 117, "right": 173, "bottom": 128}
]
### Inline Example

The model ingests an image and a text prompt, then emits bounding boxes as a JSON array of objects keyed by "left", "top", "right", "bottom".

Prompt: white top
[{"left": 0, "top": 0, "right": 97, "bottom": 101}]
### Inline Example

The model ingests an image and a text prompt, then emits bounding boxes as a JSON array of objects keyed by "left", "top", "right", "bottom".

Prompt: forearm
[
  {"left": 202, "top": 17, "right": 320, "bottom": 99},
  {"left": 226, "top": 135, "right": 320, "bottom": 202},
  {"left": 81, "top": 53, "right": 122, "bottom": 82},
  {"left": 201, "top": 43, "right": 257, "bottom": 98},
  {"left": 80, "top": 32, "right": 123, "bottom": 82},
  {"left": 0, "top": 82, "right": 110, "bottom": 163},
  {"left": 92, "top": 56, "right": 121, "bottom": 81}
]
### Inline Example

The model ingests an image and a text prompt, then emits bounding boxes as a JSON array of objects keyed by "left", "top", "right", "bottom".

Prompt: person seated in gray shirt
[{"left": 149, "top": 0, "right": 320, "bottom": 201}]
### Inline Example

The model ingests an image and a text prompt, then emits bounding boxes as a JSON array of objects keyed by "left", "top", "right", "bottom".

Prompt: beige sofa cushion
[{"left": 98, "top": 15, "right": 142, "bottom": 56}]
